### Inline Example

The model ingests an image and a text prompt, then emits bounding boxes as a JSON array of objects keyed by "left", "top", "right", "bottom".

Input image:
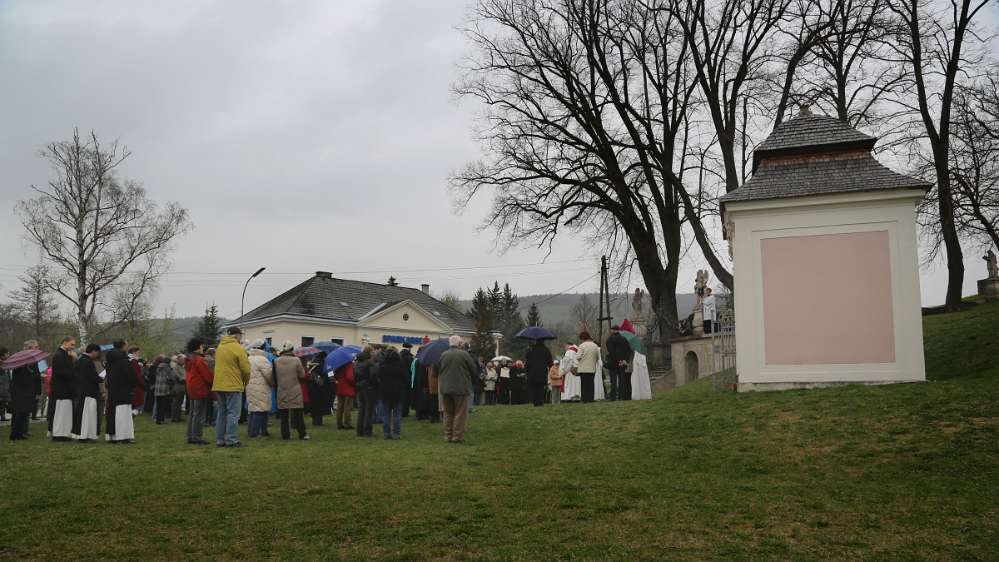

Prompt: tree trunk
[
  {"left": 77, "top": 275, "right": 89, "bottom": 346},
  {"left": 935, "top": 154, "right": 966, "bottom": 311}
]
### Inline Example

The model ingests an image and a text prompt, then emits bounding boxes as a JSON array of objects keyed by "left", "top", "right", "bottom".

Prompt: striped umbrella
[{"left": 2, "top": 348, "right": 50, "bottom": 369}]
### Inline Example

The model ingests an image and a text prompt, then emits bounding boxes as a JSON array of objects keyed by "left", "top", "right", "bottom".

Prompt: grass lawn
[{"left": 2, "top": 302, "right": 998, "bottom": 561}]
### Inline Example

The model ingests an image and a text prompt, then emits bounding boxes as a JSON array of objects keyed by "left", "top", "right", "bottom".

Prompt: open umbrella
[
  {"left": 294, "top": 346, "right": 321, "bottom": 357},
  {"left": 515, "top": 326, "right": 557, "bottom": 340},
  {"left": 325, "top": 345, "right": 363, "bottom": 372},
  {"left": 416, "top": 338, "right": 450, "bottom": 366},
  {"left": 620, "top": 331, "right": 645, "bottom": 355},
  {"left": 312, "top": 341, "right": 340, "bottom": 354},
  {"left": 2, "top": 348, "right": 50, "bottom": 370},
  {"left": 491, "top": 355, "right": 513, "bottom": 363}
]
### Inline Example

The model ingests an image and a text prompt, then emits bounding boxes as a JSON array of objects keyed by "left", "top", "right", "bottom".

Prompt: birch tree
[{"left": 16, "top": 129, "right": 192, "bottom": 344}]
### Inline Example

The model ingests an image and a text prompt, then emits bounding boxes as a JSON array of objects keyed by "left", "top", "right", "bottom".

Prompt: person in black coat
[
  {"left": 49, "top": 337, "right": 78, "bottom": 441},
  {"left": 353, "top": 350, "right": 376, "bottom": 437},
  {"left": 377, "top": 348, "right": 408, "bottom": 439},
  {"left": 72, "top": 344, "right": 103, "bottom": 441},
  {"left": 307, "top": 352, "right": 333, "bottom": 427},
  {"left": 399, "top": 344, "right": 414, "bottom": 417},
  {"left": 8, "top": 347, "right": 38, "bottom": 441},
  {"left": 105, "top": 340, "right": 138, "bottom": 443},
  {"left": 606, "top": 326, "right": 632, "bottom": 401},
  {"left": 524, "top": 340, "right": 554, "bottom": 407}
]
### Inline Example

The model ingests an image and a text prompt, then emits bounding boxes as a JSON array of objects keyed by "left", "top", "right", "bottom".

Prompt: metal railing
[{"left": 712, "top": 309, "right": 737, "bottom": 392}]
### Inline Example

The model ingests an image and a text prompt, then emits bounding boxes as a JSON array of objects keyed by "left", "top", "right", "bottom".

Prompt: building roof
[
  {"left": 233, "top": 272, "right": 476, "bottom": 333},
  {"left": 721, "top": 109, "right": 930, "bottom": 205},
  {"left": 753, "top": 112, "right": 875, "bottom": 166}
]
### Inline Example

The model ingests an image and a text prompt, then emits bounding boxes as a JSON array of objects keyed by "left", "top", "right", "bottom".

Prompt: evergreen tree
[
  {"left": 468, "top": 288, "right": 495, "bottom": 359},
  {"left": 386, "top": 276, "right": 398, "bottom": 286},
  {"left": 526, "top": 302, "right": 542, "bottom": 327},
  {"left": 193, "top": 304, "right": 222, "bottom": 347},
  {"left": 487, "top": 281, "right": 503, "bottom": 333},
  {"left": 500, "top": 283, "right": 527, "bottom": 356}
]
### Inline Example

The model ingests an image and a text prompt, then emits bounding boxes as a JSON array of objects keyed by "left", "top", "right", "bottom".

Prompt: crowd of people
[{"left": 2, "top": 325, "right": 639, "bottom": 446}]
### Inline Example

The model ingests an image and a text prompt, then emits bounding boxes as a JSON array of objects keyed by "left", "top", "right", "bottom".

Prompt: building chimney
[
  {"left": 316, "top": 271, "right": 333, "bottom": 279},
  {"left": 421, "top": 283, "right": 430, "bottom": 294}
]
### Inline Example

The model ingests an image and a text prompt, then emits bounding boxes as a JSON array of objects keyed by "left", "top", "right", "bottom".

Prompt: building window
[
  {"left": 301, "top": 336, "right": 315, "bottom": 347},
  {"left": 403, "top": 313, "right": 410, "bottom": 321},
  {"left": 265, "top": 337, "right": 273, "bottom": 348},
  {"left": 331, "top": 338, "right": 344, "bottom": 346}
]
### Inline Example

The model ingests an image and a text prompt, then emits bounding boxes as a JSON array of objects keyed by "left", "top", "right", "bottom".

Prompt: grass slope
[{"left": 1, "top": 302, "right": 997, "bottom": 561}]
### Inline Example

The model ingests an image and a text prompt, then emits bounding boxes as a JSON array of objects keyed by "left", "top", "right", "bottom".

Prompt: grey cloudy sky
[{"left": 0, "top": 1, "right": 991, "bottom": 320}]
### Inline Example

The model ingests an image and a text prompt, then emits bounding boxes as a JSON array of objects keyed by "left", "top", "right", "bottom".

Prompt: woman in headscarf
[{"left": 246, "top": 340, "right": 274, "bottom": 438}]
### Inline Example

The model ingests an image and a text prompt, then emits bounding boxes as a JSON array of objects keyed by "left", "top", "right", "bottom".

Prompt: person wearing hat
[
  {"left": 606, "top": 325, "right": 631, "bottom": 401},
  {"left": 211, "top": 326, "right": 251, "bottom": 448},
  {"left": 274, "top": 341, "right": 309, "bottom": 441}
]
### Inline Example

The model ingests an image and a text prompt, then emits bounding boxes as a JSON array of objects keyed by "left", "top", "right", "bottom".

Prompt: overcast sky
[{"left": 0, "top": 1, "right": 991, "bottom": 320}]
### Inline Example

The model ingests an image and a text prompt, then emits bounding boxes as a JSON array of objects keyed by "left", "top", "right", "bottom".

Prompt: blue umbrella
[
  {"left": 325, "top": 345, "right": 363, "bottom": 372},
  {"left": 312, "top": 341, "right": 341, "bottom": 354},
  {"left": 416, "top": 338, "right": 451, "bottom": 366},
  {"left": 515, "top": 326, "right": 557, "bottom": 340}
]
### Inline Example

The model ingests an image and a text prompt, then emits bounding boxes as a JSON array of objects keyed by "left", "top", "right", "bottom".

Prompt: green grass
[{"left": 2, "top": 302, "right": 998, "bottom": 561}]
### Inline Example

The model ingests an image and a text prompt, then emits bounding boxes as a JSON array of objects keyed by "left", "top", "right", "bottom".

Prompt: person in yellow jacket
[{"left": 212, "top": 327, "right": 251, "bottom": 448}]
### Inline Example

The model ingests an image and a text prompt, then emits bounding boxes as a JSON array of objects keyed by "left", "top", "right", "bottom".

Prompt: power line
[{"left": 532, "top": 272, "right": 601, "bottom": 305}]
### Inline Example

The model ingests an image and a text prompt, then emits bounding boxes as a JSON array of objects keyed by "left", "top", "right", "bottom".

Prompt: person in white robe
[
  {"left": 105, "top": 340, "right": 136, "bottom": 443},
  {"left": 48, "top": 337, "right": 77, "bottom": 441},
  {"left": 72, "top": 344, "right": 103, "bottom": 441},
  {"left": 559, "top": 345, "right": 580, "bottom": 401}
]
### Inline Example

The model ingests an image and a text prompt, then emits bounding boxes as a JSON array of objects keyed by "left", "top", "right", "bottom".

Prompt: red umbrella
[
  {"left": 2, "top": 348, "right": 50, "bottom": 369},
  {"left": 294, "top": 346, "right": 321, "bottom": 357},
  {"left": 620, "top": 319, "right": 636, "bottom": 334}
]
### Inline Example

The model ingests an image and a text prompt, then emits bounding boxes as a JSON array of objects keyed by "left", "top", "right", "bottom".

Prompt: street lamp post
[{"left": 241, "top": 267, "right": 267, "bottom": 328}]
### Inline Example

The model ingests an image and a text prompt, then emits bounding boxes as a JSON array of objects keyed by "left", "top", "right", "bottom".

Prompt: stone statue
[
  {"left": 985, "top": 249, "right": 998, "bottom": 279},
  {"left": 694, "top": 270, "right": 709, "bottom": 298},
  {"left": 632, "top": 288, "right": 645, "bottom": 319}
]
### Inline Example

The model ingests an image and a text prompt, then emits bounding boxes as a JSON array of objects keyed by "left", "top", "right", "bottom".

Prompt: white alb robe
[
  {"left": 51, "top": 399, "right": 74, "bottom": 438},
  {"left": 106, "top": 404, "right": 135, "bottom": 442},
  {"left": 73, "top": 397, "right": 99, "bottom": 440},
  {"left": 629, "top": 352, "right": 653, "bottom": 400}
]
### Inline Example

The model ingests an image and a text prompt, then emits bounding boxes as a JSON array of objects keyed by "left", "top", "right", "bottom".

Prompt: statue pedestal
[
  {"left": 692, "top": 308, "right": 704, "bottom": 337},
  {"left": 979, "top": 277, "right": 999, "bottom": 301}
]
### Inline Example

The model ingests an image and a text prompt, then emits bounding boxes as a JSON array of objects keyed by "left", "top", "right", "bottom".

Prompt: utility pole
[{"left": 597, "top": 256, "right": 613, "bottom": 344}]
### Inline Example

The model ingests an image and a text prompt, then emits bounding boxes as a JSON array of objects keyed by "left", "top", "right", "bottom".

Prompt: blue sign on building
[{"left": 382, "top": 335, "right": 425, "bottom": 345}]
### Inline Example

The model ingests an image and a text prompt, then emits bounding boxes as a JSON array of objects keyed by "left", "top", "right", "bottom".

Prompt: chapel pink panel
[{"left": 761, "top": 230, "right": 895, "bottom": 365}]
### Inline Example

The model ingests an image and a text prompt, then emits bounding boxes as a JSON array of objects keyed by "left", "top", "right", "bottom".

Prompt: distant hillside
[{"left": 458, "top": 292, "right": 698, "bottom": 329}]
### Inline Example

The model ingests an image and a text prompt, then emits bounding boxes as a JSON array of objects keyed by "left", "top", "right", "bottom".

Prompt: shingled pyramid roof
[
  {"left": 235, "top": 272, "right": 476, "bottom": 334},
  {"left": 720, "top": 108, "right": 930, "bottom": 205}
]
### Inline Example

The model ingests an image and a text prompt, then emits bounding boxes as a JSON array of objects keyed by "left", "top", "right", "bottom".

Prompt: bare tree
[
  {"left": 9, "top": 264, "right": 60, "bottom": 341},
  {"left": 16, "top": 129, "right": 192, "bottom": 344},
  {"left": 919, "top": 83, "right": 999, "bottom": 254},
  {"left": 801, "top": 0, "right": 906, "bottom": 128},
  {"left": 888, "top": 0, "right": 992, "bottom": 311},
  {"left": 454, "top": 0, "right": 694, "bottom": 342},
  {"left": 571, "top": 293, "right": 599, "bottom": 332}
]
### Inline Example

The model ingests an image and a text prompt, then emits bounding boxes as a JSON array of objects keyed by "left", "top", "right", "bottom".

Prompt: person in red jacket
[
  {"left": 334, "top": 362, "right": 355, "bottom": 430},
  {"left": 184, "top": 338, "right": 215, "bottom": 445},
  {"left": 128, "top": 347, "right": 145, "bottom": 413}
]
